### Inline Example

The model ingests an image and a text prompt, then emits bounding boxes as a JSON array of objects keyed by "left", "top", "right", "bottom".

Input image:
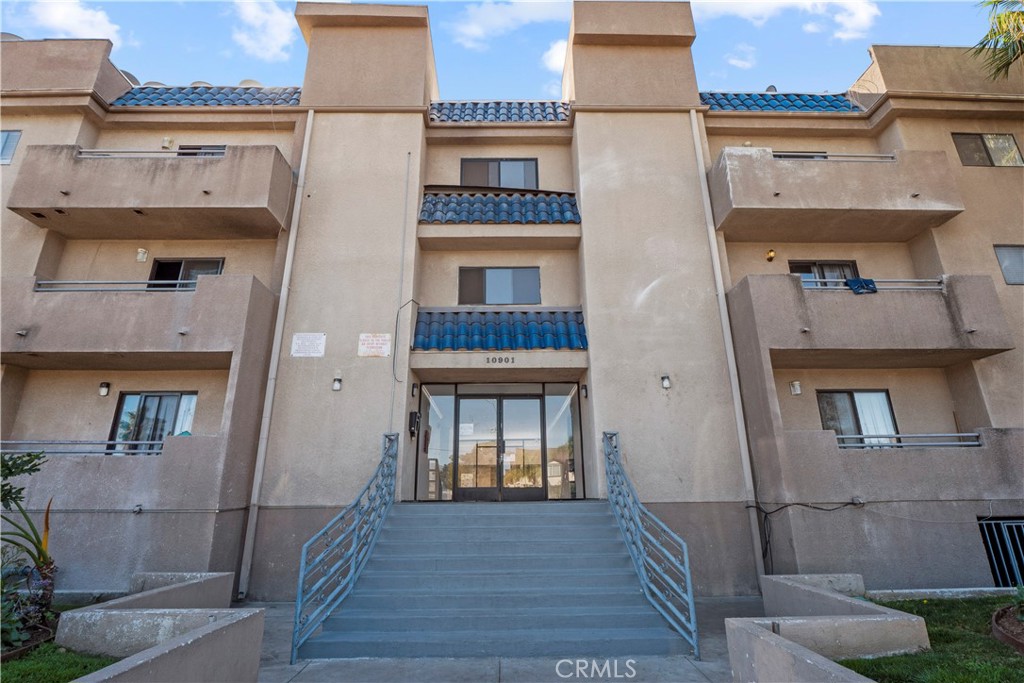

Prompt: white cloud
[
  {"left": 725, "top": 43, "right": 757, "bottom": 70},
  {"left": 542, "top": 38, "right": 567, "bottom": 74},
  {"left": 25, "top": 0, "right": 123, "bottom": 48},
  {"left": 543, "top": 79, "right": 561, "bottom": 98},
  {"left": 231, "top": 1, "right": 297, "bottom": 63},
  {"left": 450, "top": 1, "right": 571, "bottom": 51},
  {"left": 692, "top": 1, "right": 880, "bottom": 41}
]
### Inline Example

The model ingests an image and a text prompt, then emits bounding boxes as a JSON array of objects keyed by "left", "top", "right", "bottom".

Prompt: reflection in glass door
[{"left": 454, "top": 397, "right": 545, "bottom": 501}]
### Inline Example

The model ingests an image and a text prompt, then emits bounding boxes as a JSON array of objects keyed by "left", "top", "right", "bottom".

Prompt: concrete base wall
[
  {"left": 726, "top": 619, "right": 873, "bottom": 683},
  {"left": 246, "top": 506, "right": 339, "bottom": 601}
]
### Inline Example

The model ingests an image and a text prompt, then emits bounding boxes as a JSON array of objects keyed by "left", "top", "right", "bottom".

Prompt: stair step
[
  {"left": 385, "top": 514, "right": 617, "bottom": 528},
  {"left": 373, "top": 539, "right": 627, "bottom": 555},
  {"left": 380, "top": 525, "right": 620, "bottom": 541},
  {"left": 323, "top": 609, "right": 666, "bottom": 632},
  {"left": 299, "top": 627, "right": 688, "bottom": 659},
  {"left": 343, "top": 588, "right": 648, "bottom": 611},
  {"left": 365, "top": 552, "right": 633, "bottom": 572},
  {"left": 355, "top": 569, "right": 639, "bottom": 591}
]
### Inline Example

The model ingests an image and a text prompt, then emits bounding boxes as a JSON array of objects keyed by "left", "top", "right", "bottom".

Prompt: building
[{"left": 1, "top": 1, "right": 1021, "bottom": 608}]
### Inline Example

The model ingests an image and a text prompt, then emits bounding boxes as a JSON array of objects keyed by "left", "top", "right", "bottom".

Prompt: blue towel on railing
[{"left": 845, "top": 277, "right": 877, "bottom": 294}]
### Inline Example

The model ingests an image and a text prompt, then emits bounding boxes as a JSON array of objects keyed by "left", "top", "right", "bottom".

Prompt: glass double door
[{"left": 455, "top": 396, "right": 544, "bottom": 501}]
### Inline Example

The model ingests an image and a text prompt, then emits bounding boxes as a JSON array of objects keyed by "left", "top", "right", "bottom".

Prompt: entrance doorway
[
  {"left": 414, "top": 384, "right": 583, "bottom": 502},
  {"left": 455, "top": 396, "right": 544, "bottom": 501}
]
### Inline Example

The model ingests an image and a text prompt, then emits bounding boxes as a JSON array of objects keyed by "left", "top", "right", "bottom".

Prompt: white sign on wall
[
  {"left": 357, "top": 333, "right": 392, "bottom": 357},
  {"left": 290, "top": 332, "right": 326, "bottom": 357}
]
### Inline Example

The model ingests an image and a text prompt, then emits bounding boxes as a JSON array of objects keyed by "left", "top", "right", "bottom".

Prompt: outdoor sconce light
[
  {"left": 408, "top": 411, "right": 420, "bottom": 439},
  {"left": 581, "top": 384, "right": 588, "bottom": 399},
  {"left": 136, "top": 248, "right": 148, "bottom": 262},
  {"left": 332, "top": 372, "right": 343, "bottom": 392},
  {"left": 789, "top": 381, "right": 802, "bottom": 396},
  {"left": 661, "top": 375, "right": 672, "bottom": 390},
  {"left": 161, "top": 137, "right": 174, "bottom": 150},
  {"left": 765, "top": 249, "right": 776, "bottom": 262},
  {"left": 411, "top": 383, "right": 418, "bottom": 398},
  {"left": 99, "top": 382, "right": 111, "bottom": 397}
]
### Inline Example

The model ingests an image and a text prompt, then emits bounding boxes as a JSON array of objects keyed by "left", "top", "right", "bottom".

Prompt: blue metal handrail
[
  {"left": 603, "top": 431, "right": 699, "bottom": 659},
  {"left": 291, "top": 433, "right": 399, "bottom": 663}
]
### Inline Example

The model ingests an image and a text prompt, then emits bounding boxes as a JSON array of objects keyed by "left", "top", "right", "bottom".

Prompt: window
[
  {"left": 177, "top": 145, "right": 226, "bottom": 158},
  {"left": 978, "top": 517, "right": 1024, "bottom": 587},
  {"left": 994, "top": 246, "right": 1024, "bottom": 285},
  {"left": 149, "top": 258, "right": 223, "bottom": 290},
  {"left": 789, "top": 260, "right": 859, "bottom": 288},
  {"left": 459, "top": 267, "right": 541, "bottom": 305},
  {"left": 951, "top": 133, "right": 1023, "bottom": 167},
  {"left": 817, "top": 390, "right": 898, "bottom": 447},
  {"left": 109, "top": 392, "right": 197, "bottom": 453},
  {"left": 461, "top": 159, "right": 538, "bottom": 190},
  {"left": 772, "top": 151, "right": 828, "bottom": 160},
  {"left": 1, "top": 130, "right": 22, "bottom": 164}
]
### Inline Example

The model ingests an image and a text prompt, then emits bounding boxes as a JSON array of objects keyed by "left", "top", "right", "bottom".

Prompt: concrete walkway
[{"left": 255, "top": 597, "right": 761, "bottom": 683}]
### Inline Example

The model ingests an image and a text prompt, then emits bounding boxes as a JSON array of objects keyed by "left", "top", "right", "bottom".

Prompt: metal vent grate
[{"left": 978, "top": 517, "right": 1024, "bottom": 587}]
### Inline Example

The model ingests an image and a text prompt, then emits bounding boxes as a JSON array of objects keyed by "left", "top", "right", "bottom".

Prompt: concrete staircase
[{"left": 297, "top": 500, "right": 690, "bottom": 659}]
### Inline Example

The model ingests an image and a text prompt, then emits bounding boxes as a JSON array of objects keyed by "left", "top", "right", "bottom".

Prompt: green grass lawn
[
  {"left": 839, "top": 596, "right": 1023, "bottom": 683},
  {"left": 2, "top": 642, "right": 118, "bottom": 683}
]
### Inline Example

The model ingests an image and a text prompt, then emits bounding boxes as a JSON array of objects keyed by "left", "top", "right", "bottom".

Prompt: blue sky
[{"left": 2, "top": 1, "right": 991, "bottom": 98}]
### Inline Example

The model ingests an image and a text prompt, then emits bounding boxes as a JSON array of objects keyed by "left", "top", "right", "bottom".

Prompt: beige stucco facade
[{"left": 1, "top": 3, "right": 1021, "bottom": 601}]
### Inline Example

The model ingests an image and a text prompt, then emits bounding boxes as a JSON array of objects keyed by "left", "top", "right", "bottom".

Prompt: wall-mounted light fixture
[
  {"left": 661, "top": 375, "right": 671, "bottom": 390},
  {"left": 411, "top": 383, "right": 418, "bottom": 398},
  {"left": 136, "top": 248, "right": 149, "bottom": 262},
  {"left": 332, "top": 372, "right": 343, "bottom": 392},
  {"left": 581, "top": 384, "right": 588, "bottom": 399},
  {"left": 765, "top": 249, "right": 776, "bottom": 262},
  {"left": 789, "top": 381, "right": 802, "bottom": 396},
  {"left": 99, "top": 382, "right": 111, "bottom": 397},
  {"left": 161, "top": 137, "right": 174, "bottom": 150}
]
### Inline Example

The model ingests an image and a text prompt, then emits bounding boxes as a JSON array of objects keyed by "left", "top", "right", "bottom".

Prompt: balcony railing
[
  {"left": 835, "top": 433, "right": 982, "bottom": 449},
  {"left": 771, "top": 152, "right": 896, "bottom": 162},
  {"left": 34, "top": 280, "right": 199, "bottom": 292},
  {"left": 77, "top": 149, "right": 225, "bottom": 159},
  {"left": 800, "top": 278, "right": 944, "bottom": 291},
  {"left": 0, "top": 440, "right": 164, "bottom": 455}
]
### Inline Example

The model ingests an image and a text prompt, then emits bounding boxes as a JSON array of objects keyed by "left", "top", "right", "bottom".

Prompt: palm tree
[{"left": 973, "top": 0, "right": 1024, "bottom": 79}]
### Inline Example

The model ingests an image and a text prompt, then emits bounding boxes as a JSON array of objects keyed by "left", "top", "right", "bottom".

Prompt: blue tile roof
[
  {"left": 420, "top": 192, "right": 580, "bottom": 224},
  {"left": 414, "top": 309, "right": 587, "bottom": 352},
  {"left": 111, "top": 86, "right": 302, "bottom": 107},
  {"left": 429, "top": 101, "right": 570, "bottom": 123},
  {"left": 700, "top": 92, "right": 860, "bottom": 112}
]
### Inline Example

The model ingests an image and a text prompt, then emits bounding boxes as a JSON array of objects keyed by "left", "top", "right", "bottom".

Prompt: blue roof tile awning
[
  {"left": 699, "top": 92, "right": 861, "bottom": 112},
  {"left": 420, "top": 192, "right": 580, "bottom": 224},
  {"left": 429, "top": 101, "right": 570, "bottom": 123},
  {"left": 414, "top": 309, "right": 588, "bottom": 352},
  {"left": 112, "top": 86, "right": 303, "bottom": 107}
]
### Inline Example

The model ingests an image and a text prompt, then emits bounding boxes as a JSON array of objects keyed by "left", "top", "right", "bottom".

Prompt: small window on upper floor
[
  {"left": 110, "top": 391, "right": 197, "bottom": 454},
  {"left": 461, "top": 159, "right": 538, "bottom": 190},
  {"left": 459, "top": 267, "right": 541, "bottom": 305},
  {"left": 177, "top": 145, "right": 226, "bottom": 158},
  {"left": 818, "top": 389, "right": 898, "bottom": 448},
  {"left": 789, "top": 260, "right": 859, "bottom": 288},
  {"left": 772, "top": 151, "right": 828, "bottom": 160},
  {"left": 149, "top": 258, "right": 224, "bottom": 290},
  {"left": 994, "top": 246, "right": 1024, "bottom": 285},
  {"left": 951, "top": 133, "right": 1023, "bottom": 167},
  {"left": 1, "top": 130, "right": 22, "bottom": 164}
]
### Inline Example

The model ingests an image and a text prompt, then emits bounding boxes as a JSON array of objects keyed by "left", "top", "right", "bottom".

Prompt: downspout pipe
[
  {"left": 237, "top": 108, "right": 315, "bottom": 600},
  {"left": 688, "top": 109, "right": 766, "bottom": 579}
]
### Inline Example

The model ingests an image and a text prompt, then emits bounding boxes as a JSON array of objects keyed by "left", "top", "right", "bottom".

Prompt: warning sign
[
  {"left": 358, "top": 333, "right": 392, "bottom": 357},
  {"left": 290, "top": 332, "right": 326, "bottom": 357}
]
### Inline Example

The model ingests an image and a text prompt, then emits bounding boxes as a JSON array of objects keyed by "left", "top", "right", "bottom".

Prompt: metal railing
[
  {"left": 603, "top": 432, "right": 699, "bottom": 658},
  {"left": 0, "top": 440, "right": 163, "bottom": 455},
  {"left": 291, "top": 433, "right": 399, "bottom": 664},
  {"left": 35, "top": 280, "right": 199, "bottom": 292},
  {"left": 772, "top": 152, "right": 896, "bottom": 162},
  {"left": 77, "top": 149, "right": 226, "bottom": 158},
  {"left": 978, "top": 519, "right": 1023, "bottom": 587},
  {"left": 836, "top": 433, "right": 982, "bottom": 449},
  {"left": 800, "top": 278, "right": 944, "bottom": 291}
]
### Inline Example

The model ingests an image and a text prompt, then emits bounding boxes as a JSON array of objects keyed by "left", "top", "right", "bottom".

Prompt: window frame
[
  {"left": 816, "top": 389, "right": 900, "bottom": 447},
  {"left": 460, "top": 158, "right": 539, "bottom": 190},
  {"left": 994, "top": 245, "right": 1024, "bottom": 285},
  {"left": 951, "top": 133, "right": 1023, "bottom": 167},
  {"left": 177, "top": 144, "right": 227, "bottom": 158},
  {"left": 148, "top": 258, "right": 224, "bottom": 290},
  {"left": 458, "top": 266, "right": 542, "bottom": 305},
  {"left": 108, "top": 391, "right": 199, "bottom": 452},
  {"left": 788, "top": 260, "right": 860, "bottom": 288},
  {"left": 1, "top": 130, "right": 22, "bottom": 165}
]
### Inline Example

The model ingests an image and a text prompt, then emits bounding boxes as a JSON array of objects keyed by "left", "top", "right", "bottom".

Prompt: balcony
[
  {"left": 7, "top": 146, "right": 294, "bottom": 239},
  {"left": 727, "top": 274, "right": 1013, "bottom": 368},
  {"left": 1, "top": 274, "right": 275, "bottom": 369},
  {"left": 708, "top": 148, "right": 965, "bottom": 241},
  {"left": 759, "top": 428, "right": 1024, "bottom": 503}
]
